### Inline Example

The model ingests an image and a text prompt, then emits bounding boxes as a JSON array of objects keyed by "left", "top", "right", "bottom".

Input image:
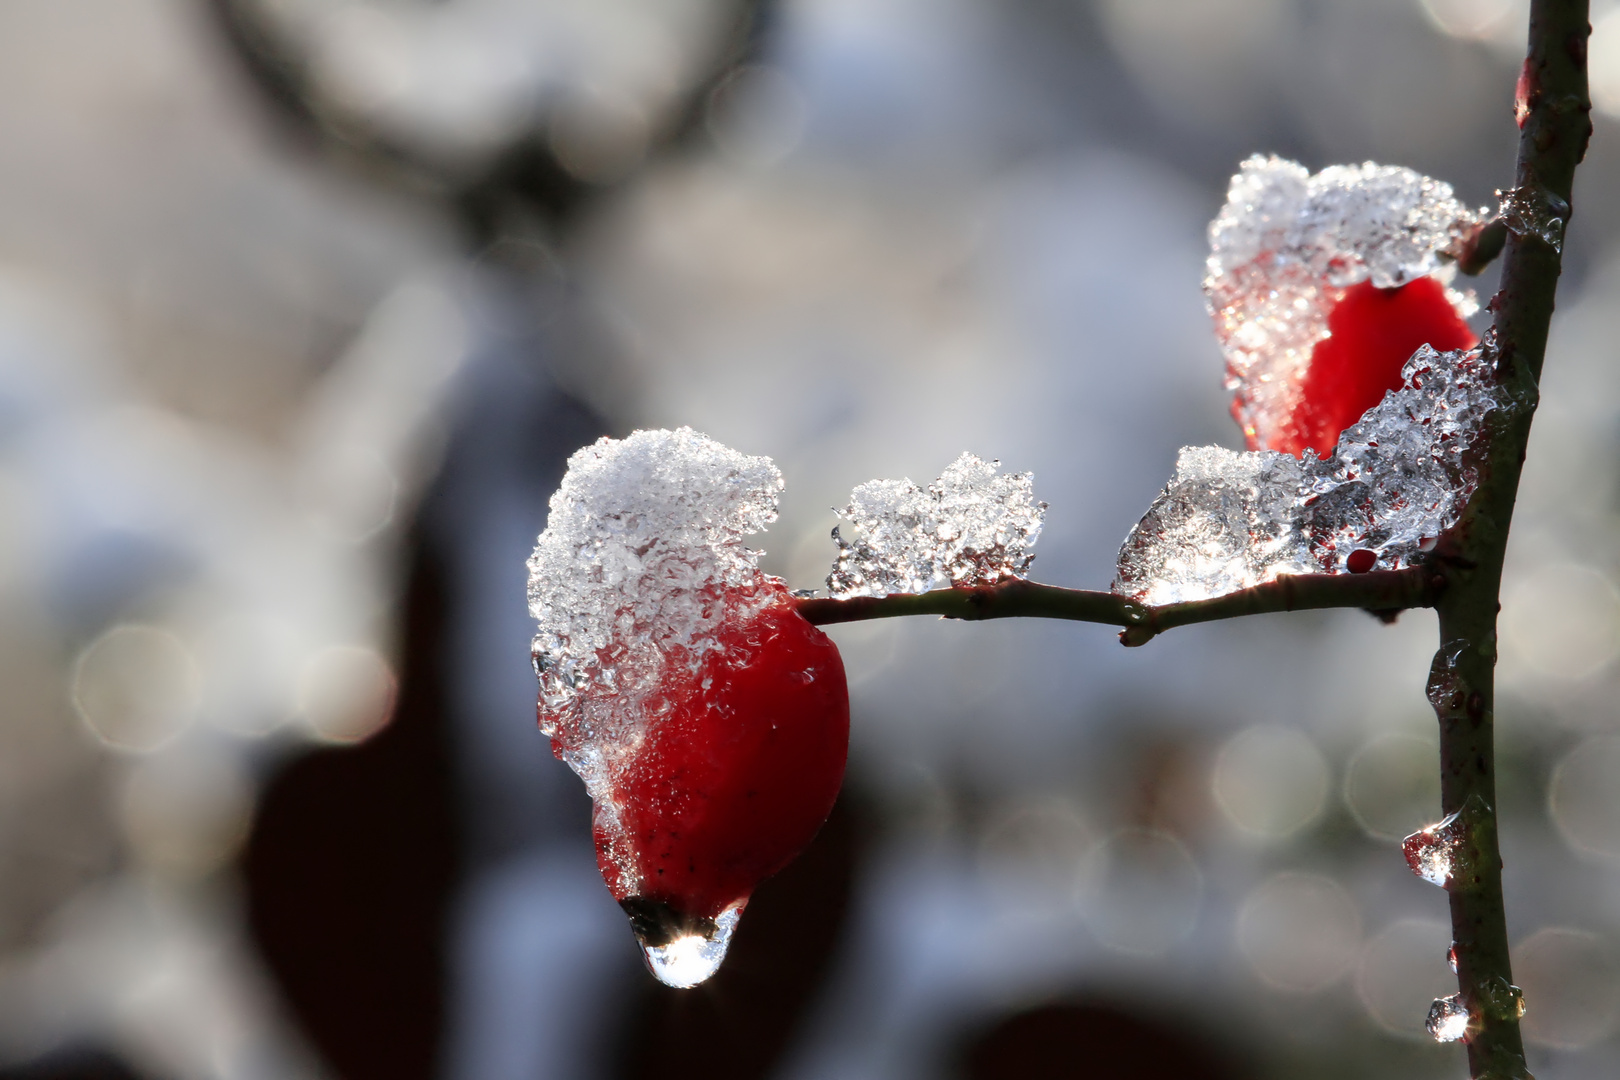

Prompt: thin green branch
[
  {"left": 794, "top": 566, "right": 1441, "bottom": 645},
  {"left": 1430, "top": 3, "right": 1591, "bottom": 1077}
]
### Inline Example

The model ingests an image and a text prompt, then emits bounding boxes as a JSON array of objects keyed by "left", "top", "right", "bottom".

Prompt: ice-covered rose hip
[
  {"left": 1115, "top": 157, "right": 1508, "bottom": 604},
  {"left": 528, "top": 428, "right": 848, "bottom": 988},
  {"left": 1205, "top": 156, "right": 1483, "bottom": 456}
]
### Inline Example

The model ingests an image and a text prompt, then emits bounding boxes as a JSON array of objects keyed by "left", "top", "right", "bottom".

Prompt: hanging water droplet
[
  {"left": 1448, "top": 942, "right": 1460, "bottom": 974},
  {"left": 1428, "top": 993, "right": 1470, "bottom": 1042},
  {"left": 1403, "top": 809, "right": 1467, "bottom": 887},
  {"left": 626, "top": 902, "right": 743, "bottom": 989}
]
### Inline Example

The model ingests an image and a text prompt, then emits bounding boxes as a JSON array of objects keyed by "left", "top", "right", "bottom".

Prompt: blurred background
[{"left": 1, "top": 0, "right": 1619, "bottom": 1077}]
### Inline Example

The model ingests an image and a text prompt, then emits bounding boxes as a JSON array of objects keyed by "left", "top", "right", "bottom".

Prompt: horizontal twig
[{"left": 793, "top": 566, "right": 1444, "bottom": 646}]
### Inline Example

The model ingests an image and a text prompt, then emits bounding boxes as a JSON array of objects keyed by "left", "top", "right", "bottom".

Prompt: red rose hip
[
  {"left": 528, "top": 428, "right": 849, "bottom": 987},
  {"left": 598, "top": 593, "right": 849, "bottom": 984},
  {"left": 1276, "top": 277, "right": 1477, "bottom": 459}
]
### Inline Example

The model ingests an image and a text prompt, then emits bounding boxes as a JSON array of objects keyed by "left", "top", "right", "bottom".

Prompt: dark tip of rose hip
[
  {"left": 619, "top": 896, "right": 718, "bottom": 949},
  {"left": 1346, "top": 548, "right": 1378, "bottom": 574}
]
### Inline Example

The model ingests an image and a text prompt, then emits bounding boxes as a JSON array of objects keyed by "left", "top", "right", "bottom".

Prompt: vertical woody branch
[{"left": 1435, "top": 2, "right": 1591, "bottom": 1077}]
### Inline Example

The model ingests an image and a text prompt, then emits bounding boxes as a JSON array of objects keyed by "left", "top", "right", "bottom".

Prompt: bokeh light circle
[
  {"left": 1549, "top": 736, "right": 1620, "bottom": 860},
  {"left": 1212, "top": 725, "right": 1329, "bottom": 839},
  {"left": 1343, "top": 732, "right": 1440, "bottom": 842},
  {"left": 1236, "top": 872, "right": 1361, "bottom": 993},
  {"left": 72, "top": 624, "right": 200, "bottom": 753}
]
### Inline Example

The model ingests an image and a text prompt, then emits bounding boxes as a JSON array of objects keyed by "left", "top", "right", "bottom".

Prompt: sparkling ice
[
  {"left": 1113, "top": 446, "right": 1314, "bottom": 605},
  {"left": 827, "top": 453, "right": 1046, "bottom": 597},
  {"left": 1428, "top": 994, "right": 1470, "bottom": 1042},
  {"left": 1115, "top": 346, "right": 1507, "bottom": 603},
  {"left": 1206, "top": 156, "right": 1483, "bottom": 451},
  {"left": 1403, "top": 807, "right": 1468, "bottom": 888}
]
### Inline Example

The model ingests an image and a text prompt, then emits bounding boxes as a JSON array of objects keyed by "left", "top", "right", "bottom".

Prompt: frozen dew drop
[
  {"left": 1428, "top": 993, "right": 1471, "bottom": 1042},
  {"left": 638, "top": 905, "right": 742, "bottom": 989},
  {"left": 1497, "top": 184, "right": 1570, "bottom": 253},
  {"left": 1403, "top": 809, "right": 1467, "bottom": 888},
  {"left": 1481, "top": 976, "right": 1528, "bottom": 1022},
  {"left": 1427, "top": 638, "right": 1470, "bottom": 712}
]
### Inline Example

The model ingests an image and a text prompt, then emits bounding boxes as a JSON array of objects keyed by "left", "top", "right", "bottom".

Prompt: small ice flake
[
  {"left": 1207, "top": 156, "right": 1484, "bottom": 451},
  {"left": 1427, "top": 993, "right": 1470, "bottom": 1042},
  {"left": 1403, "top": 809, "right": 1467, "bottom": 888},
  {"left": 1497, "top": 184, "right": 1570, "bottom": 252},
  {"left": 1114, "top": 346, "right": 1505, "bottom": 603},
  {"left": 827, "top": 453, "right": 1046, "bottom": 598}
]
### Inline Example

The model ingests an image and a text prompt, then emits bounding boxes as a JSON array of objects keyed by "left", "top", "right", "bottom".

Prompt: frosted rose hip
[{"left": 528, "top": 428, "right": 849, "bottom": 987}]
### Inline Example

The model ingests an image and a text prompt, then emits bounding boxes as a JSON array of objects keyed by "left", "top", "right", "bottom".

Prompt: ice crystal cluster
[
  {"left": 826, "top": 453, "right": 1046, "bottom": 597},
  {"left": 1497, "top": 183, "right": 1570, "bottom": 253},
  {"left": 527, "top": 427, "right": 783, "bottom": 800},
  {"left": 1208, "top": 156, "right": 1483, "bottom": 450},
  {"left": 1115, "top": 345, "right": 1507, "bottom": 604}
]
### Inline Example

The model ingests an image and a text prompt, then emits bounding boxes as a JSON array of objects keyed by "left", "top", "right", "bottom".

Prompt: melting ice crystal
[
  {"left": 1114, "top": 447, "right": 1314, "bottom": 605},
  {"left": 1403, "top": 808, "right": 1467, "bottom": 888},
  {"left": 827, "top": 453, "right": 1046, "bottom": 597},
  {"left": 1115, "top": 346, "right": 1507, "bottom": 604},
  {"left": 1497, "top": 184, "right": 1569, "bottom": 253},
  {"left": 527, "top": 427, "right": 781, "bottom": 855},
  {"left": 1207, "top": 156, "right": 1484, "bottom": 451}
]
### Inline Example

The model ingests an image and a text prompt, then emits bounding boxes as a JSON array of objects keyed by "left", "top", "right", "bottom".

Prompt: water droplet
[
  {"left": 1403, "top": 809, "right": 1467, "bottom": 887},
  {"left": 638, "top": 904, "right": 742, "bottom": 989},
  {"left": 1428, "top": 993, "right": 1470, "bottom": 1042},
  {"left": 1448, "top": 942, "right": 1460, "bottom": 974}
]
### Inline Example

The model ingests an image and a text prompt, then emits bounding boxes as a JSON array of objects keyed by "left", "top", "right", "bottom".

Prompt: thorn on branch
[{"left": 1452, "top": 219, "right": 1509, "bottom": 276}]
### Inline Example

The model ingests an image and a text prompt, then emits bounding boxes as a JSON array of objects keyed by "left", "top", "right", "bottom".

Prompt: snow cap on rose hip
[
  {"left": 1206, "top": 156, "right": 1485, "bottom": 457},
  {"left": 528, "top": 427, "right": 848, "bottom": 988}
]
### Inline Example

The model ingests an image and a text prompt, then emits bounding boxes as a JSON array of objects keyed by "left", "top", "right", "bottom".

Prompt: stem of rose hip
[{"left": 1425, "top": 2, "right": 1590, "bottom": 1077}]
